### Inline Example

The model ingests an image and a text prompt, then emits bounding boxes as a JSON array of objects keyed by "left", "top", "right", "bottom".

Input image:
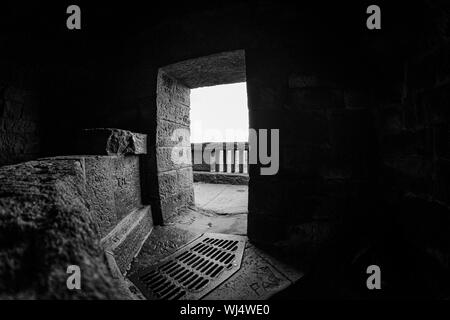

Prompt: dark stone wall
[
  {"left": 0, "top": 64, "right": 41, "bottom": 166},
  {"left": 374, "top": 19, "right": 450, "bottom": 290}
]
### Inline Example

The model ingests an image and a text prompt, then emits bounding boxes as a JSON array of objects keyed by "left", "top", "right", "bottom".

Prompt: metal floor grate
[{"left": 130, "top": 233, "right": 246, "bottom": 300}]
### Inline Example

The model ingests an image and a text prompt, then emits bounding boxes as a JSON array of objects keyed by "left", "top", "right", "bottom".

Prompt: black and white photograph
[{"left": 0, "top": 0, "right": 449, "bottom": 311}]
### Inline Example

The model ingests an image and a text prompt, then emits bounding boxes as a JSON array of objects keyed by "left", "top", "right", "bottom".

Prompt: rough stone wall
[
  {"left": 44, "top": 155, "right": 144, "bottom": 238},
  {"left": 0, "top": 70, "right": 41, "bottom": 167},
  {"left": 0, "top": 159, "right": 128, "bottom": 299},
  {"left": 155, "top": 70, "right": 194, "bottom": 222}
]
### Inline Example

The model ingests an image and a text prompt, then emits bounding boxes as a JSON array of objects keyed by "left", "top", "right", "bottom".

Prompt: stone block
[
  {"left": 82, "top": 155, "right": 142, "bottom": 237},
  {"left": 157, "top": 167, "right": 193, "bottom": 200},
  {"left": 156, "top": 120, "right": 190, "bottom": 147},
  {"left": 110, "top": 156, "right": 143, "bottom": 221},
  {"left": 157, "top": 70, "right": 190, "bottom": 105},
  {"left": 0, "top": 132, "right": 40, "bottom": 156},
  {"left": 157, "top": 97, "right": 190, "bottom": 126},
  {"left": 157, "top": 70, "right": 176, "bottom": 97},
  {"left": 101, "top": 206, "right": 153, "bottom": 274},
  {"left": 78, "top": 128, "right": 147, "bottom": 155},
  {"left": 157, "top": 170, "right": 179, "bottom": 200},
  {"left": 177, "top": 166, "right": 194, "bottom": 190},
  {"left": 160, "top": 50, "right": 245, "bottom": 89},
  {"left": 193, "top": 172, "right": 249, "bottom": 185},
  {"left": 172, "top": 82, "right": 190, "bottom": 105},
  {"left": 0, "top": 118, "right": 38, "bottom": 134},
  {"left": 160, "top": 187, "right": 194, "bottom": 222},
  {"left": 156, "top": 146, "right": 191, "bottom": 172},
  {"left": 192, "top": 163, "right": 211, "bottom": 172}
]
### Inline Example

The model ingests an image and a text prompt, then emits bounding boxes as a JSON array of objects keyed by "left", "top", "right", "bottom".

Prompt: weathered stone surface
[
  {"left": 2, "top": 87, "right": 39, "bottom": 120},
  {"left": 156, "top": 120, "right": 190, "bottom": 147},
  {"left": 158, "top": 167, "right": 194, "bottom": 200},
  {"left": 101, "top": 206, "right": 153, "bottom": 274},
  {"left": 161, "top": 50, "right": 246, "bottom": 89},
  {"left": 48, "top": 155, "right": 143, "bottom": 238},
  {"left": 160, "top": 188, "right": 195, "bottom": 222},
  {"left": 193, "top": 183, "right": 248, "bottom": 215},
  {"left": 157, "top": 70, "right": 190, "bottom": 105},
  {"left": 194, "top": 171, "right": 249, "bottom": 185},
  {"left": 0, "top": 118, "right": 38, "bottom": 134},
  {"left": 0, "top": 159, "right": 129, "bottom": 299},
  {"left": 177, "top": 166, "right": 194, "bottom": 189},
  {"left": 158, "top": 170, "right": 179, "bottom": 200},
  {"left": 0, "top": 132, "right": 40, "bottom": 155},
  {"left": 156, "top": 146, "right": 191, "bottom": 172},
  {"left": 78, "top": 128, "right": 147, "bottom": 155},
  {"left": 154, "top": 70, "right": 194, "bottom": 224},
  {"left": 0, "top": 85, "right": 41, "bottom": 167}
]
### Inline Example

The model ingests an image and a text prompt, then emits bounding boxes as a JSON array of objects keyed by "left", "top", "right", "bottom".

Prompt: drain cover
[{"left": 130, "top": 233, "right": 246, "bottom": 300}]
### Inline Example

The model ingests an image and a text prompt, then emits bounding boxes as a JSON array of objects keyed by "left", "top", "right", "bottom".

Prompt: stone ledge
[
  {"left": 101, "top": 206, "right": 153, "bottom": 275},
  {"left": 193, "top": 171, "right": 249, "bottom": 185},
  {"left": 78, "top": 128, "right": 147, "bottom": 155}
]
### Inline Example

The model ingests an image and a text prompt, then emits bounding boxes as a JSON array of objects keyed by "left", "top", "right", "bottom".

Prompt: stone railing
[
  {"left": 191, "top": 142, "right": 249, "bottom": 185},
  {"left": 191, "top": 142, "right": 249, "bottom": 174}
]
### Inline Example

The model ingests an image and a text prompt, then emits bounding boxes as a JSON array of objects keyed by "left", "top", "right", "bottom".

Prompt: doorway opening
[
  {"left": 190, "top": 83, "right": 249, "bottom": 235},
  {"left": 154, "top": 50, "right": 248, "bottom": 236}
]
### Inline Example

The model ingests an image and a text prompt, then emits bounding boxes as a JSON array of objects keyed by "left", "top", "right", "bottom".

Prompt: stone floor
[
  {"left": 126, "top": 183, "right": 304, "bottom": 300},
  {"left": 127, "top": 223, "right": 304, "bottom": 300},
  {"left": 163, "top": 182, "right": 248, "bottom": 236},
  {"left": 194, "top": 182, "right": 248, "bottom": 215}
]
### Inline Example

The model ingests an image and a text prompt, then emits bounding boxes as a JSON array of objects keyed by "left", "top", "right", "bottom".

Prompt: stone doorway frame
[{"left": 153, "top": 50, "right": 247, "bottom": 224}]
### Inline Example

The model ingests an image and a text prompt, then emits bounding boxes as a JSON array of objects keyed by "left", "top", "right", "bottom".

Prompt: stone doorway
[{"left": 154, "top": 50, "right": 248, "bottom": 232}]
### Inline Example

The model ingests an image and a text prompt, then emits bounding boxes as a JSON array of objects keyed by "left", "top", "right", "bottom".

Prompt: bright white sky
[{"left": 190, "top": 82, "right": 249, "bottom": 143}]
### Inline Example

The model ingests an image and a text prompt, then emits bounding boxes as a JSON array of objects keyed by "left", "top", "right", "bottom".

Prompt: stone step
[{"left": 101, "top": 205, "right": 153, "bottom": 274}]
